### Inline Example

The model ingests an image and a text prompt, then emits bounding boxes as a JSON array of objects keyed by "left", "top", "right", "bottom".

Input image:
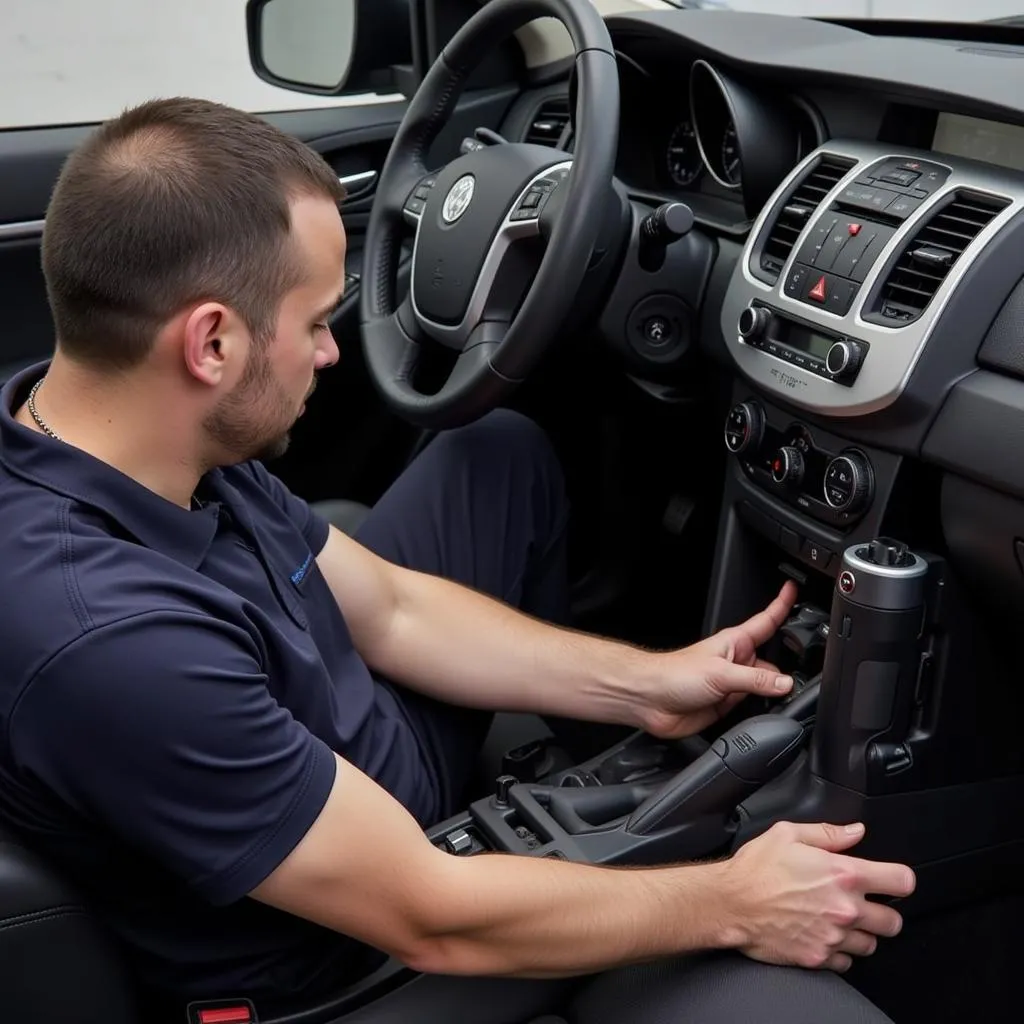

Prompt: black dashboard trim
[
  {"left": 924, "top": 370, "right": 1024, "bottom": 501},
  {"left": 604, "top": 11, "right": 1024, "bottom": 129}
]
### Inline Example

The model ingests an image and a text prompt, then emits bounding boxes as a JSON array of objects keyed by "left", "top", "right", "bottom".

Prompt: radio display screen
[{"left": 784, "top": 322, "right": 834, "bottom": 362}]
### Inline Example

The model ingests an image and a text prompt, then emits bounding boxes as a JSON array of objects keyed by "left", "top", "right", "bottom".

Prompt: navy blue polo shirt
[{"left": 0, "top": 363, "right": 431, "bottom": 1005}]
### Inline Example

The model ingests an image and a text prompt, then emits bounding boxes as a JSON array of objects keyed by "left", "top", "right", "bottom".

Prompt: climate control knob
[
  {"left": 724, "top": 401, "right": 764, "bottom": 455},
  {"left": 738, "top": 304, "right": 772, "bottom": 341},
  {"left": 771, "top": 446, "right": 805, "bottom": 487},
  {"left": 824, "top": 452, "right": 873, "bottom": 514}
]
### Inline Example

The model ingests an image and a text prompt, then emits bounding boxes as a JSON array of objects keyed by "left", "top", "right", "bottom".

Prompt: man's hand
[
  {"left": 639, "top": 580, "right": 799, "bottom": 739},
  {"left": 719, "top": 821, "right": 916, "bottom": 972}
]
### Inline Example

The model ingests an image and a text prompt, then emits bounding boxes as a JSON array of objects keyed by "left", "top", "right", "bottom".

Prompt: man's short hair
[{"left": 42, "top": 97, "right": 346, "bottom": 370}]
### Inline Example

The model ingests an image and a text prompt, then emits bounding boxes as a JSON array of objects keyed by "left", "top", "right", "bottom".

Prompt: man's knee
[{"left": 435, "top": 409, "right": 565, "bottom": 493}]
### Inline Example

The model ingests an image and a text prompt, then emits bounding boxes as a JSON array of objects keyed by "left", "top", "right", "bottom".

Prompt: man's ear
[{"left": 182, "top": 302, "right": 247, "bottom": 386}]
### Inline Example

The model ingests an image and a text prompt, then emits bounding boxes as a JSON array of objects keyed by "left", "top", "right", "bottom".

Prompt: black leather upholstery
[{"left": 0, "top": 823, "right": 138, "bottom": 1024}]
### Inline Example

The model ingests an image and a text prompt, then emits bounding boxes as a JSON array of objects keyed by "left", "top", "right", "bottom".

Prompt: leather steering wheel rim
[{"left": 358, "top": 0, "right": 619, "bottom": 429}]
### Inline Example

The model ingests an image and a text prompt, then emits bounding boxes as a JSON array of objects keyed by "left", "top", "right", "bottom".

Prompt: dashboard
[{"left": 505, "top": 9, "right": 1024, "bottom": 618}]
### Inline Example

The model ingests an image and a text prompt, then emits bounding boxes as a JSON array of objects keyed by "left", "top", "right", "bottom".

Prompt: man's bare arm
[
  {"left": 250, "top": 754, "right": 913, "bottom": 978},
  {"left": 250, "top": 753, "right": 727, "bottom": 978},
  {"left": 315, "top": 526, "right": 793, "bottom": 733}
]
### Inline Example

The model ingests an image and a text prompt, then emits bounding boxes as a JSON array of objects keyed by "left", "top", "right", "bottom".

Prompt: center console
[{"left": 425, "top": 141, "right": 1024, "bottom": 920}]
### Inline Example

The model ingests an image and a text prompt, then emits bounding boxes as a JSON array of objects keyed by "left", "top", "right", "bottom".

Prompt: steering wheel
[{"left": 359, "top": 0, "right": 620, "bottom": 429}]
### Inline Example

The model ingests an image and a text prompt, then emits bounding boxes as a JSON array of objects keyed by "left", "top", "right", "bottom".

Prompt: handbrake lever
[{"left": 625, "top": 715, "right": 806, "bottom": 836}]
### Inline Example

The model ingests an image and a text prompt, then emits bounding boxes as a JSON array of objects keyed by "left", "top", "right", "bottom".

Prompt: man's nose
[{"left": 316, "top": 330, "right": 340, "bottom": 369}]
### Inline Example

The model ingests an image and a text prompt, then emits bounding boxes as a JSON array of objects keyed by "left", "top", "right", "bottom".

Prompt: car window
[
  {"left": 2, "top": 0, "right": 1023, "bottom": 130},
  {"left": 0, "top": 0, "right": 400, "bottom": 130}
]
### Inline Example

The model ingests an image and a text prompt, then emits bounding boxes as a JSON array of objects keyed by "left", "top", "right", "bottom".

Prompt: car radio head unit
[{"left": 737, "top": 302, "right": 869, "bottom": 387}]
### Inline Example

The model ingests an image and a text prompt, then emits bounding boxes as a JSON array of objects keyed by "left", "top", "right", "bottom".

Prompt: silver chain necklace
[
  {"left": 26, "top": 378, "right": 64, "bottom": 443},
  {"left": 25, "top": 377, "right": 203, "bottom": 511}
]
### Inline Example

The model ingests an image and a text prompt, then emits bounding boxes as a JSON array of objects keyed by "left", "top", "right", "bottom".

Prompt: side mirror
[{"left": 246, "top": 0, "right": 413, "bottom": 97}]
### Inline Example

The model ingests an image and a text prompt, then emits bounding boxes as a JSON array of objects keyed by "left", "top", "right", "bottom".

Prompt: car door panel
[{"left": 0, "top": 85, "right": 518, "bottom": 503}]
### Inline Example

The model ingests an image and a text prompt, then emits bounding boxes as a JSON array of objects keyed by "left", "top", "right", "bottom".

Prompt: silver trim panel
[
  {"left": 0, "top": 219, "right": 45, "bottom": 242},
  {"left": 339, "top": 170, "right": 377, "bottom": 192},
  {"left": 720, "top": 140, "right": 1024, "bottom": 417},
  {"left": 409, "top": 160, "right": 572, "bottom": 347}
]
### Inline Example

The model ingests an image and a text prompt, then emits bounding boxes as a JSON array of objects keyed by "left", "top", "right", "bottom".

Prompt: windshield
[{"left": 663, "top": 0, "right": 1024, "bottom": 22}]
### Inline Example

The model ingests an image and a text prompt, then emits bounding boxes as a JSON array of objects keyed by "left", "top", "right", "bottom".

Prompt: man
[{"left": 0, "top": 98, "right": 912, "bottom": 1023}]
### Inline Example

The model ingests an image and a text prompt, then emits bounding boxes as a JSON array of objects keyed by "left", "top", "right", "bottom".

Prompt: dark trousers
[
  {"left": 355, "top": 409, "right": 571, "bottom": 821},
  {"left": 345, "top": 412, "right": 893, "bottom": 1024}
]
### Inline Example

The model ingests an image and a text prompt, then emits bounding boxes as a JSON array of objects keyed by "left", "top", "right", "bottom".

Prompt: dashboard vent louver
[
  {"left": 523, "top": 98, "right": 571, "bottom": 147},
  {"left": 758, "top": 155, "right": 856, "bottom": 282},
  {"left": 876, "top": 190, "right": 1010, "bottom": 324}
]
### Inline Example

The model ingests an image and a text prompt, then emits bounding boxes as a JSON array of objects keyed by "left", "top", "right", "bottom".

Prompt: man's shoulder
[{"left": 0, "top": 481, "right": 246, "bottom": 701}]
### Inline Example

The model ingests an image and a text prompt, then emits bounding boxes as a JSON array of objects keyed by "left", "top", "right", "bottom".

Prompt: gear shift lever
[{"left": 625, "top": 715, "right": 806, "bottom": 836}]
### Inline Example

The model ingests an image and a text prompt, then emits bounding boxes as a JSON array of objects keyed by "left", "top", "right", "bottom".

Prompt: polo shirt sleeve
[
  {"left": 244, "top": 461, "right": 331, "bottom": 555},
  {"left": 9, "top": 610, "right": 337, "bottom": 907}
]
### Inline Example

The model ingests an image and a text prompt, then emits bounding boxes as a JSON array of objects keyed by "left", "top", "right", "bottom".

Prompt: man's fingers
[
  {"left": 855, "top": 899, "right": 905, "bottom": 939},
  {"left": 789, "top": 821, "right": 868, "bottom": 853},
  {"left": 836, "top": 854, "right": 917, "bottom": 900},
  {"left": 737, "top": 581, "right": 799, "bottom": 648},
  {"left": 837, "top": 929, "right": 878, "bottom": 958},
  {"left": 823, "top": 952, "right": 853, "bottom": 973},
  {"left": 714, "top": 659, "right": 792, "bottom": 697}
]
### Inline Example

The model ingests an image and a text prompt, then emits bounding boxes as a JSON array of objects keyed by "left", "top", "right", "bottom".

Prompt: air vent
[
  {"left": 756, "top": 155, "right": 856, "bottom": 282},
  {"left": 875, "top": 190, "right": 1010, "bottom": 324},
  {"left": 524, "top": 98, "right": 570, "bottom": 147}
]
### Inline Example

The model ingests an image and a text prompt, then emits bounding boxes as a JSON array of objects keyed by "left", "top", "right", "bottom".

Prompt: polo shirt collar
[{"left": 0, "top": 362, "right": 220, "bottom": 570}]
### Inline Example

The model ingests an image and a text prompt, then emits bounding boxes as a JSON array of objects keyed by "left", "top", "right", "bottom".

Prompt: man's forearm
[
  {"left": 362, "top": 567, "right": 658, "bottom": 728},
  {"left": 407, "top": 848, "right": 735, "bottom": 978}
]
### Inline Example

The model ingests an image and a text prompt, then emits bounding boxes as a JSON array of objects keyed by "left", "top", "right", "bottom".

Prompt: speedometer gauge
[
  {"left": 666, "top": 119, "right": 703, "bottom": 187},
  {"left": 721, "top": 122, "right": 741, "bottom": 187}
]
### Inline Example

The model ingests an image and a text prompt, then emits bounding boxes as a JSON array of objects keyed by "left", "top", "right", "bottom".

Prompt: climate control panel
[{"left": 724, "top": 400, "right": 875, "bottom": 526}]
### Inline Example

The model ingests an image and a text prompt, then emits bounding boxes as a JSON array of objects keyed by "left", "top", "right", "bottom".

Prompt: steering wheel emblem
[{"left": 441, "top": 174, "right": 476, "bottom": 224}]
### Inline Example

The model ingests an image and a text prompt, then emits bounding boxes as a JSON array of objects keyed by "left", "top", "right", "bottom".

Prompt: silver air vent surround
[{"left": 720, "top": 140, "right": 1024, "bottom": 417}]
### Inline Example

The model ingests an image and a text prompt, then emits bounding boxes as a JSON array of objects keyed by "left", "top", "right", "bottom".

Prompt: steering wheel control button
[
  {"left": 824, "top": 453, "right": 873, "bottom": 513},
  {"left": 444, "top": 828, "right": 474, "bottom": 855},
  {"left": 403, "top": 176, "right": 436, "bottom": 220},
  {"left": 511, "top": 177, "right": 562, "bottom": 222},
  {"left": 724, "top": 401, "right": 764, "bottom": 455},
  {"left": 771, "top": 446, "right": 805, "bottom": 487}
]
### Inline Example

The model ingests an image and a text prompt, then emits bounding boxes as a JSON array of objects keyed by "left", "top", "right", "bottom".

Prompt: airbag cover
[{"left": 412, "top": 144, "right": 558, "bottom": 326}]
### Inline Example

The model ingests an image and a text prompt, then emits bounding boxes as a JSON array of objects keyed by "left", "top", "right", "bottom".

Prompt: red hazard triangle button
[{"left": 809, "top": 276, "right": 828, "bottom": 302}]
